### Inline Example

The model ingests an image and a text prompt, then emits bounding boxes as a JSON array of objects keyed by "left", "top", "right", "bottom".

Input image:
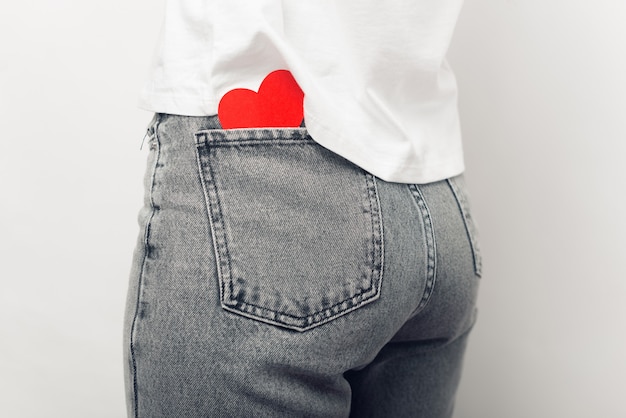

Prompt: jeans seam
[
  {"left": 446, "top": 178, "right": 482, "bottom": 277},
  {"left": 407, "top": 184, "right": 438, "bottom": 316},
  {"left": 367, "top": 173, "right": 384, "bottom": 309},
  {"left": 128, "top": 114, "right": 162, "bottom": 418}
]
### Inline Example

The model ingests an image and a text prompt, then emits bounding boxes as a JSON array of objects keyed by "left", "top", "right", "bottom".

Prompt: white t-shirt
[{"left": 139, "top": 0, "right": 466, "bottom": 184}]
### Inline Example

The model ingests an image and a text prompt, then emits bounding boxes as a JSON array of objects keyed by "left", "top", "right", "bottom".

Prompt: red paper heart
[{"left": 218, "top": 70, "right": 304, "bottom": 129}]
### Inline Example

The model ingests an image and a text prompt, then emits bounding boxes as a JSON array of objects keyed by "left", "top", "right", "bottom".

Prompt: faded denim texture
[{"left": 124, "top": 114, "right": 481, "bottom": 418}]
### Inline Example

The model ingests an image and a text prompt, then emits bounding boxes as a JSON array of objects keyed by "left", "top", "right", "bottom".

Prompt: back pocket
[{"left": 194, "top": 128, "right": 384, "bottom": 332}]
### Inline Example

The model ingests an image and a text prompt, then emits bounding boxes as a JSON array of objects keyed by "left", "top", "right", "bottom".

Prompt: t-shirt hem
[
  {"left": 137, "top": 92, "right": 218, "bottom": 117},
  {"left": 305, "top": 109, "right": 465, "bottom": 184}
]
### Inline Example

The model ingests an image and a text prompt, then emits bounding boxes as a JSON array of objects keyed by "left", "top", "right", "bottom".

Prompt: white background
[{"left": 1, "top": 1, "right": 624, "bottom": 417}]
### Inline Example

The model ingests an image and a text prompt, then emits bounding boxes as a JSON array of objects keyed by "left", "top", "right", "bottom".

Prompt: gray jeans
[{"left": 124, "top": 113, "right": 481, "bottom": 417}]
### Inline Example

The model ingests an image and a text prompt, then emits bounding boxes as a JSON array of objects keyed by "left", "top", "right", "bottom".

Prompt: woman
[{"left": 124, "top": 1, "right": 481, "bottom": 417}]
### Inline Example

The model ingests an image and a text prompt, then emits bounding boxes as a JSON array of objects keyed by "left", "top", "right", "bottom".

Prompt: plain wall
[
  {"left": 449, "top": 1, "right": 626, "bottom": 417},
  {"left": 1, "top": 1, "right": 624, "bottom": 417}
]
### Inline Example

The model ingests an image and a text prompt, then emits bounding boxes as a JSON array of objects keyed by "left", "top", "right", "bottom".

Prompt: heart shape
[{"left": 218, "top": 70, "right": 304, "bottom": 129}]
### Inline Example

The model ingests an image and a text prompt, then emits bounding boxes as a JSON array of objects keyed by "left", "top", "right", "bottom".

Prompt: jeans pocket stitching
[
  {"left": 194, "top": 129, "right": 384, "bottom": 331},
  {"left": 447, "top": 177, "right": 482, "bottom": 277}
]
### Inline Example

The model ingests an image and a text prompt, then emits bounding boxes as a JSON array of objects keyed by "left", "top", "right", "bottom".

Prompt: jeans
[{"left": 123, "top": 113, "right": 481, "bottom": 417}]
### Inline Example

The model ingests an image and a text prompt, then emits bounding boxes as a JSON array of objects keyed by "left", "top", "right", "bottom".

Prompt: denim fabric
[{"left": 123, "top": 114, "right": 481, "bottom": 418}]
